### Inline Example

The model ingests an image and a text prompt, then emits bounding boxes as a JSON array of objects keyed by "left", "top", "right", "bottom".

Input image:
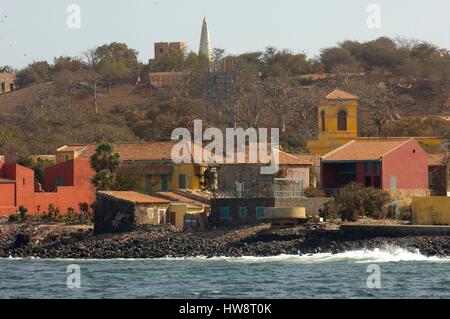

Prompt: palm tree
[{"left": 90, "top": 143, "right": 121, "bottom": 190}]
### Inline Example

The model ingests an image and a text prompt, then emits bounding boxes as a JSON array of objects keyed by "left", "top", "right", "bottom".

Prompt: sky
[{"left": 1, "top": 0, "right": 450, "bottom": 69}]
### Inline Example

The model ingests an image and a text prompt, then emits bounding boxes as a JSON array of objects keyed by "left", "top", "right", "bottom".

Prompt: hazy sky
[{"left": 1, "top": 0, "right": 450, "bottom": 69}]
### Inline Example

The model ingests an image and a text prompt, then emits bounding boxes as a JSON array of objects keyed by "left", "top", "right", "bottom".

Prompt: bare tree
[
  {"left": 83, "top": 49, "right": 99, "bottom": 113},
  {"left": 263, "top": 78, "right": 298, "bottom": 134}
]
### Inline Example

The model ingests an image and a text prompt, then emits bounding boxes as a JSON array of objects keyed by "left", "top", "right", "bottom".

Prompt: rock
[{"left": 10, "top": 233, "right": 30, "bottom": 249}]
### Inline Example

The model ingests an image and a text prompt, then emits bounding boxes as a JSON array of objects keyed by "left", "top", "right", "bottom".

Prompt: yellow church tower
[{"left": 307, "top": 89, "right": 359, "bottom": 155}]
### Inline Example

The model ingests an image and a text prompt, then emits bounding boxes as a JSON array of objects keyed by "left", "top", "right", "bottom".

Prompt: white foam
[
  {"left": 198, "top": 246, "right": 450, "bottom": 264},
  {"left": 160, "top": 246, "right": 450, "bottom": 264},
  {"left": 1, "top": 246, "right": 449, "bottom": 263}
]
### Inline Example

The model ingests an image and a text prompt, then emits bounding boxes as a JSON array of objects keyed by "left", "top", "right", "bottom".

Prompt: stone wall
[
  {"left": 94, "top": 193, "right": 136, "bottom": 233},
  {"left": 94, "top": 193, "right": 169, "bottom": 233},
  {"left": 210, "top": 197, "right": 275, "bottom": 227},
  {"left": 135, "top": 204, "right": 169, "bottom": 225},
  {"left": 210, "top": 197, "right": 331, "bottom": 228}
]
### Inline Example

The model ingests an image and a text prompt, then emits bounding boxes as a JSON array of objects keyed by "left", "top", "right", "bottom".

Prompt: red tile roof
[
  {"left": 60, "top": 142, "right": 213, "bottom": 163},
  {"left": 155, "top": 192, "right": 209, "bottom": 208},
  {"left": 293, "top": 153, "right": 321, "bottom": 166},
  {"left": 99, "top": 191, "right": 170, "bottom": 204},
  {"left": 223, "top": 144, "right": 313, "bottom": 166},
  {"left": 322, "top": 139, "right": 413, "bottom": 162},
  {"left": 326, "top": 89, "right": 359, "bottom": 100},
  {"left": 58, "top": 142, "right": 311, "bottom": 166}
]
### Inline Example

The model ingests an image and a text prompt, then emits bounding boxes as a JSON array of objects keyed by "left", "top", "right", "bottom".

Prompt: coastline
[{"left": 1, "top": 222, "right": 450, "bottom": 259}]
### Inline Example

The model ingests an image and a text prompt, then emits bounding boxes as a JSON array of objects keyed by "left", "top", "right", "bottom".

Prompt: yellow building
[
  {"left": 167, "top": 203, "right": 206, "bottom": 230},
  {"left": 307, "top": 89, "right": 359, "bottom": 155},
  {"left": 412, "top": 197, "right": 450, "bottom": 225},
  {"left": 307, "top": 89, "right": 443, "bottom": 155},
  {"left": 56, "top": 145, "right": 87, "bottom": 163},
  {"left": 56, "top": 142, "right": 209, "bottom": 192}
]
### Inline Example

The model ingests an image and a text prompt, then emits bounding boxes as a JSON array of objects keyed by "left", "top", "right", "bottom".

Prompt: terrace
[{"left": 214, "top": 178, "right": 305, "bottom": 198}]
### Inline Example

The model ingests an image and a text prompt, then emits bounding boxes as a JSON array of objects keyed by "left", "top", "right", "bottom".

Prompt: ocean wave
[
  {"left": 2, "top": 246, "right": 449, "bottom": 263},
  {"left": 200, "top": 247, "right": 450, "bottom": 264},
  {"left": 159, "top": 246, "right": 450, "bottom": 264}
]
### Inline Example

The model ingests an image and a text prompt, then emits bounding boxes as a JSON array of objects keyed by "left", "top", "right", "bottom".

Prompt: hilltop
[{"left": 1, "top": 38, "right": 450, "bottom": 159}]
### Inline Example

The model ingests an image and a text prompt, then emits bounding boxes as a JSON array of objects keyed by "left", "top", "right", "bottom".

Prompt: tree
[
  {"left": 52, "top": 56, "right": 88, "bottom": 107},
  {"left": 263, "top": 78, "right": 298, "bottom": 134},
  {"left": 95, "top": 42, "right": 139, "bottom": 88},
  {"left": 95, "top": 42, "right": 138, "bottom": 74},
  {"left": 97, "top": 56, "right": 130, "bottom": 91},
  {"left": 83, "top": 49, "right": 100, "bottom": 113},
  {"left": 15, "top": 61, "right": 52, "bottom": 87},
  {"left": 201, "top": 166, "right": 217, "bottom": 193},
  {"left": 0, "top": 65, "right": 15, "bottom": 73},
  {"left": 90, "top": 143, "right": 121, "bottom": 190},
  {"left": 320, "top": 47, "right": 358, "bottom": 73}
]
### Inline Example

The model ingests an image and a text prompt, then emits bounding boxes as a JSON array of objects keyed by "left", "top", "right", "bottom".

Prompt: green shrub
[
  {"left": 398, "top": 205, "right": 412, "bottom": 222},
  {"left": 320, "top": 201, "right": 341, "bottom": 220},
  {"left": 18, "top": 206, "right": 28, "bottom": 221},
  {"left": 361, "top": 187, "right": 391, "bottom": 219},
  {"left": 8, "top": 214, "right": 20, "bottom": 222},
  {"left": 47, "top": 204, "right": 61, "bottom": 221},
  {"left": 325, "top": 183, "right": 392, "bottom": 222}
]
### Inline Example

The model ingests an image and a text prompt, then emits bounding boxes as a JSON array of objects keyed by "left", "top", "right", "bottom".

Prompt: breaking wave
[
  {"left": 162, "top": 246, "right": 450, "bottom": 264},
  {"left": 2, "top": 246, "right": 449, "bottom": 263}
]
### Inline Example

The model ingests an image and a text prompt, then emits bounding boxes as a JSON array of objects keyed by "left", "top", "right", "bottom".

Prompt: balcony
[{"left": 215, "top": 178, "right": 305, "bottom": 198}]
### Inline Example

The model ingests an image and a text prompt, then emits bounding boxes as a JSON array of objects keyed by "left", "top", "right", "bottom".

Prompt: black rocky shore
[{"left": 1, "top": 222, "right": 450, "bottom": 259}]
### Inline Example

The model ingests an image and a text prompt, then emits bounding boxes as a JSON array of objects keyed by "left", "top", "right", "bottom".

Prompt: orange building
[
  {"left": 152, "top": 42, "right": 185, "bottom": 63},
  {"left": 0, "top": 156, "right": 95, "bottom": 217},
  {"left": 0, "top": 72, "right": 15, "bottom": 95}
]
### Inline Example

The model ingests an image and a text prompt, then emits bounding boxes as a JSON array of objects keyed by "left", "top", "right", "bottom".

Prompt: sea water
[{"left": 1, "top": 246, "right": 449, "bottom": 299}]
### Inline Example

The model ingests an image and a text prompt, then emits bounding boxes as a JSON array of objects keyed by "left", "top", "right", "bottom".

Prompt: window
[
  {"left": 390, "top": 176, "right": 397, "bottom": 191},
  {"left": 1, "top": 82, "right": 5, "bottom": 93},
  {"left": 55, "top": 176, "right": 63, "bottom": 187},
  {"left": 320, "top": 110, "right": 326, "bottom": 132},
  {"left": 161, "top": 175, "right": 169, "bottom": 191},
  {"left": 337, "top": 110, "right": 348, "bottom": 131},
  {"left": 145, "top": 176, "right": 152, "bottom": 194},
  {"left": 220, "top": 207, "right": 230, "bottom": 220},
  {"left": 374, "top": 162, "right": 381, "bottom": 175},
  {"left": 23, "top": 178, "right": 26, "bottom": 186},
  {"left": 239, "top": 207, "right": 248, "bottom": 218},
  {"left": 256, "top": 207, "right": 266, "bottom": 220},
  {"left": 178, "top": 174, "right": 186, "bottom": 189},
  {"left": 364, "top": 162, "right": 372, "bottom": 175}
]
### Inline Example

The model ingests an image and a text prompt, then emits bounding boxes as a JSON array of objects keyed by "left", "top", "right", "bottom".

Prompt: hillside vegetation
[{"left": 1, "top": 37, "right": 450, "bottom": 161}]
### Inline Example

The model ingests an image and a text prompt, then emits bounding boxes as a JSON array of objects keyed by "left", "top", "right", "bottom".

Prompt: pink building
[{"left": 321, "top": 139, "right": 429, "bottom": 194}]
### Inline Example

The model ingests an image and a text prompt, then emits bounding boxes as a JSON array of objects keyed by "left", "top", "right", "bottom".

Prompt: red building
[
  {"left": 321, "top": 139, "right": 429, "bottom": 194},
  {"left": 0, "top": 157, "right": 95, "bottom": 217}
]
